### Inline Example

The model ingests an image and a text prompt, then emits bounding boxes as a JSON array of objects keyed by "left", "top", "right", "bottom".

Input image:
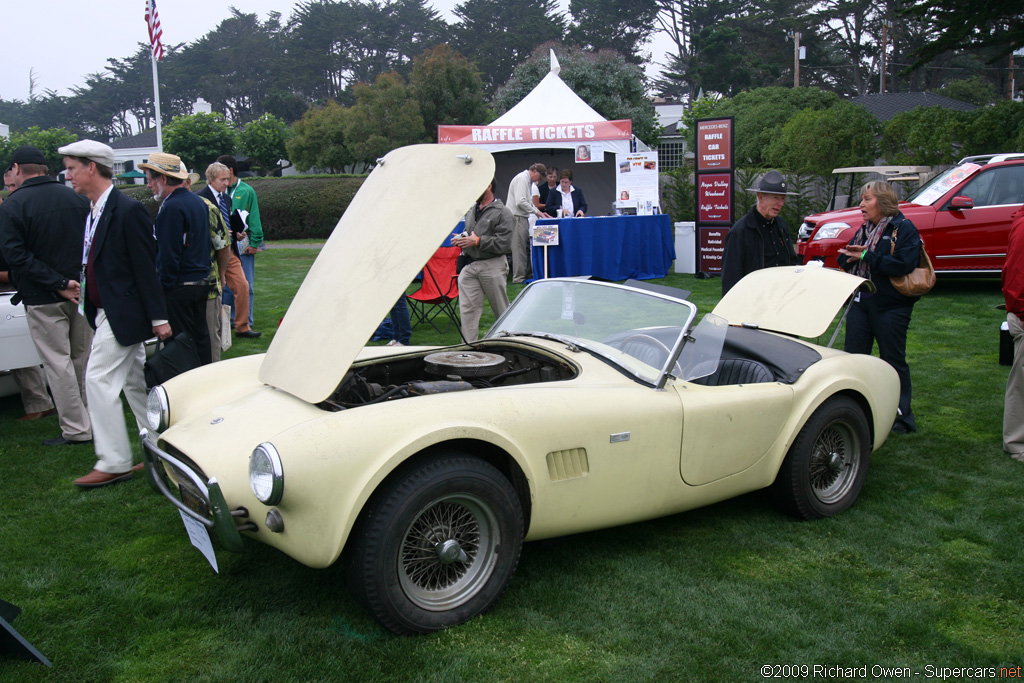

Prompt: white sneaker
[{"left": 385, "top": 340, "right": 405, "bottom": 346}]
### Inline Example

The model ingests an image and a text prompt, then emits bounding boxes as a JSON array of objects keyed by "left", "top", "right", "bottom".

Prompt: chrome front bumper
[{"left": 140, "top": 431, "right": 250, "bottom": 553}]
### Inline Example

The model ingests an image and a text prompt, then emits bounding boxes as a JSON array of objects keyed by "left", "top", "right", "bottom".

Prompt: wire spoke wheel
[
  {"left": 807, "top": 420, "right": 860, "bottom": 505},
  {"left": 773, "top": 396, "right": 870, "bottom": 519},
  {"left": 399, "top": 493, "right": 500, "bottom": 611},
  {"left": 346, "top": 454, "right": 523, "bottom": 634}
]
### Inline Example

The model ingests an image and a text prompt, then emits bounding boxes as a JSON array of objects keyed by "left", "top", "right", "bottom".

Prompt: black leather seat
[
  {"left": 691, "top": 358, "right": 774, "bottom": 386},
  {"left": 621, "top": 339, "right": 666, "bottom": 369}
]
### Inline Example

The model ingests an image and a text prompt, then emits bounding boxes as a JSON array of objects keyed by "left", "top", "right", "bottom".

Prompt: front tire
[
  {"left": 772, "top": 396, "right": 870, "bottom": 520},
  {"left": 345, "top": 453, "right": 524, "bottom": 634}
]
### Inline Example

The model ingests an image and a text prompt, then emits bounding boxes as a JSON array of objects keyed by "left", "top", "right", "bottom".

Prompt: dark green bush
[
  {"left": 120, "top": 175, "right": 367, "bottom": 240},
  {"left": 246, "top": 176, "right": 365, "bottom": 240},
  {"left": 660, "top": 170, "right": 695, "bottom": 224}
]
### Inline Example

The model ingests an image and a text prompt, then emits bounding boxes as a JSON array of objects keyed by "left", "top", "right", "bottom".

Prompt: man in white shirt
[
  {"left": 59, "top": 140, "right": 171, "bottom": 488},
  {"left": 506, "top": 163, "right": 549, "bottom": 283},
  {"left": 197, "top": 162, "right": 252, "bottom": 338}
]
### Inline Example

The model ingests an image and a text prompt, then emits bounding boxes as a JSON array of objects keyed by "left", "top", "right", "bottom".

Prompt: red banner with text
[{"left": 438, "top": 120, "right": 633, "bottom": 145}]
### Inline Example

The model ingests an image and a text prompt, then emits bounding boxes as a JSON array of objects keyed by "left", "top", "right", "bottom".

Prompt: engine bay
[{"left": 319, "top": 346, "right": 577, "bottom": 411}]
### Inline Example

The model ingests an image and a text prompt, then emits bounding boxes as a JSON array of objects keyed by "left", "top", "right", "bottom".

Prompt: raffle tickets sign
[
  {"left": 438, "top": 120, "right": 632, "bottom": 145},
  {"left": 694, "top": 118, "right": 735, "bottom": 274}
]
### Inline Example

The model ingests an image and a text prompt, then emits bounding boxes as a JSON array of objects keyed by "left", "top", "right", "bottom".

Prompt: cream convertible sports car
[{"left": 142, "top": 145, "right": 900, "bottom": 635}]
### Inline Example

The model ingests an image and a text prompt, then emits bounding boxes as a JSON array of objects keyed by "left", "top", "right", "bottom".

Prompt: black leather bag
[
  {"left": 456, "top": 252, "right": 474, "bottom": 274},
  {"left": 144, "top": 332, "right": 201, "bottom": 388}
]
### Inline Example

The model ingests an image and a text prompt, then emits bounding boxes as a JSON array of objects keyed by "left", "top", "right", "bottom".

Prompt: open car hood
[
  {"left": 259, "top": 145, "right": 494, "bottom": 403},
  {"left": 711, "top": 265, "right": 874, "bottom": 338}
]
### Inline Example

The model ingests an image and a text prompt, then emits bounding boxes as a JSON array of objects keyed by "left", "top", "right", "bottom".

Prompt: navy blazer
[
  {"left": 544, "top": 187, "right": 587, "bottom": 216},
  {"left": 86, "top": 187, "right": 167, "bottom": 346}
]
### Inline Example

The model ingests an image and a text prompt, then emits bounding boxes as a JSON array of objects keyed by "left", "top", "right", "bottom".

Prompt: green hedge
[{"left": 121, "top": 175, "right": 367, "bottom": 240}]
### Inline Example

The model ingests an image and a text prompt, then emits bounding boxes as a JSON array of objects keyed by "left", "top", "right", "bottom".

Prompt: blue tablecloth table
[{"left": 530, "top": 215, "right": 676, "bottom": 281}]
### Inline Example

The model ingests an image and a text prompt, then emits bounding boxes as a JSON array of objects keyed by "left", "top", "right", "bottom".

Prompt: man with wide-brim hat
[
  {"left": 720, "top": 170, "right": 801, "bottom": 294},
  {"left": 139, "top": 151, "right": 213, "bottom": 365},
  {"left": 138, "top": 152, "right": 190, "bottom": 181}
]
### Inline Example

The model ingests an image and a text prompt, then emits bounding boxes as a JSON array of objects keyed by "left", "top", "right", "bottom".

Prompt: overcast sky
[{"left": 2, "top": 0, "right": 671, "bottom": 105}]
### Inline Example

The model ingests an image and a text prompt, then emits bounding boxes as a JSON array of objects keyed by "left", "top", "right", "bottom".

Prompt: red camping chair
[{"left": 407, "top": 246, "right": 460, "bottom": 334}]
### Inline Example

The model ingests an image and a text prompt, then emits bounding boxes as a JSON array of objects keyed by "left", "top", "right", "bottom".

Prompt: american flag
[{"left": 146, "top": 0, "right": 165, "bottom": 61}]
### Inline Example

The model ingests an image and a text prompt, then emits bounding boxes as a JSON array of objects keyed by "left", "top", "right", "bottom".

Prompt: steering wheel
[{"left": 621, "top": 333, "right": 684, "bottom": 377}]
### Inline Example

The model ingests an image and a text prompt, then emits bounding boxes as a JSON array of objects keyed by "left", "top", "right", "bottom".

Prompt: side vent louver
[{"left": 546, "top": 448, "right": 589, "bottom": 481}]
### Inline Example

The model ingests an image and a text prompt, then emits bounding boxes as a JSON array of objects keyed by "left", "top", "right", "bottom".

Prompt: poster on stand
[
  {"left": 532, "top": 224, "right": 559, "bottom": 246},
  {"left": 694, "top": 117, "right": 735, "bottom": 274},
  {"left": 615, "top": 152, "right": 660, "bottom": 213}
]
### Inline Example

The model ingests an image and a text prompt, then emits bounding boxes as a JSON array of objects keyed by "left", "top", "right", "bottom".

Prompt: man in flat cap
[
  {"left": 60, "top": 139, "right": 170, "bottom": 488},
  {"left": 720, "top": 170, "right": 801, "bottom": 294},
  {"left": 0, "top": 145, "right": 93, "bottom": 445},
  {"left": 139, "top": 151, "right": 213, "bottom": 365}
]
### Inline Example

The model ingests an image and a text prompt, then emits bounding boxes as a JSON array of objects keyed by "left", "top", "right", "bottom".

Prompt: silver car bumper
[{"left": 140, "top": 431, "right": 251, "bottom": 553}]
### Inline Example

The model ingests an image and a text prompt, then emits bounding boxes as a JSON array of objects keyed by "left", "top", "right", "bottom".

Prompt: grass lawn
[{"left": 1, "top": 245, "right": 1021, "bottom": 681}]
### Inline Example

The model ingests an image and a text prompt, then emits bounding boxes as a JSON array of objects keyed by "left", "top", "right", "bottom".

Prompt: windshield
[
  {"left": 487, "top": 279, "right": 701, "bottom": 385},
  {"left": 907, "top": 162, "right": 981, "bottom": 206}
]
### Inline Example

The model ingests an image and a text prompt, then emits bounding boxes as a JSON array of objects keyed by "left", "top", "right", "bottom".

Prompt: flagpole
[
  {"left": 146, "top": 0, "right": 164, "bottom": 152},
  {"left": 151, "top": 53, "right": 163, "bottom": 152}
]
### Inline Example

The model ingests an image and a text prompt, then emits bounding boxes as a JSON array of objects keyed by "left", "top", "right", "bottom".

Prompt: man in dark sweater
[
  {"left": 140, "top": 152, "right": 213, "bottom": 364},
  {"left": 0, "top": 145, "right": 93, "bottom": 445},
  {"left": 720, "top": 170, "right": 800, "bottom": 295}
]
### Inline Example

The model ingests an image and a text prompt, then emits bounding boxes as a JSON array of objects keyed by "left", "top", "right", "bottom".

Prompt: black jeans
[
  {"left": 164, "top": 284, "right": 212, "bottom": 365},
  {"left": 845, "top": 296, "right": 915, "bottom": 431}
]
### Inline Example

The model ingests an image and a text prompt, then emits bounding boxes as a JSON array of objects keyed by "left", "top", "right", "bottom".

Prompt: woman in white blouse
[{"left": 544, "top": 169, "right": 587, "bottom": 218}]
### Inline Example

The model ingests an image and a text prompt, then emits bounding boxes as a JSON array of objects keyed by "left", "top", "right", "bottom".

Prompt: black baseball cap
[{"left": 10, "top": 145, "right": 46, "bottom": 165}]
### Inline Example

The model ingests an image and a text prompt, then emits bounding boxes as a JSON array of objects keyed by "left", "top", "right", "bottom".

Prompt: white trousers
[{"left": 85, "top": 310, "right": 148, "bottom": 474}]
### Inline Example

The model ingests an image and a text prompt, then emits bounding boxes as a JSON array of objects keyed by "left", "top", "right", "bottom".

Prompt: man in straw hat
[
  {"left": 139, "top": 151, "right": 213, "bottom": 365},
  {"left": 720, "top": 170, "right": 801, "bottom": 294},
  {"left": 59, "top": 139, "right": 170, "bottom": 488}
]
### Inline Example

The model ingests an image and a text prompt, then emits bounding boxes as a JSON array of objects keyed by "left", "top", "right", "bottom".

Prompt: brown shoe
[
  {"left": 73, "top": 469, "right": 133, "bottom": 488},
  {"left": 131, "top": 463, "right": 146, "bottom": 472},
  {"left": 18, "top": 408, "right": 57, "bottom": 422}
]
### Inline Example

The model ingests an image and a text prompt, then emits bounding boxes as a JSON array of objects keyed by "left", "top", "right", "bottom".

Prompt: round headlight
[
  {"left": 811, "top": 221, "right": 853, "bottom": 241},
  {"left": 147, "top": 386, "right": 169, "bottom": 431},
  {"left": 249, "top": 443, "right": 284, "bottom": 505}
]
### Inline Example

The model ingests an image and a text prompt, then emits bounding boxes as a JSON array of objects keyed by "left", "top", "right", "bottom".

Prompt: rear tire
[
  {"left": 345, "top": 453, "right": 524, "bottom": 634},
  {"left": 772, "top": 396, "right": 870, "bottom": 520}
]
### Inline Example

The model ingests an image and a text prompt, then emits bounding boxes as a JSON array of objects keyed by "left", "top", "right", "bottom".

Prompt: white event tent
[{"left": 439, "top": 51, "right": 648, "bottom": 215}]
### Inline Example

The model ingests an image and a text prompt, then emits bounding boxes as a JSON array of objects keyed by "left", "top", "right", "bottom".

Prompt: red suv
[{"left": 797, "top": 154, "right": 1024, "bottom": 273}]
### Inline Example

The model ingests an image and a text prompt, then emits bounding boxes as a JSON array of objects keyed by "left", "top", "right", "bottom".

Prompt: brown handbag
[{"left": 890, "top": 226, "right": 936, "bottom": 297}]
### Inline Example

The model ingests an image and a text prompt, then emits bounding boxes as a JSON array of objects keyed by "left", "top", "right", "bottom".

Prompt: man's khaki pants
[{"left": 458, "top": 256, "right": 510, "bottom": 342}]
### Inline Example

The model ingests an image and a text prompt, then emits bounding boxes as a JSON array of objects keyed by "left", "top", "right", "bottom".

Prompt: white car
[
  {"left": 142, "top": 145, "right": 900, "bottom": 635},
  {"left": 0, "top": 289, "right": 43, "bottom": 397}
]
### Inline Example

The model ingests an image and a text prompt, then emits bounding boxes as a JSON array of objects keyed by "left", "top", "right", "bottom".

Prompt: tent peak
[{"left": 550, "top": 49, "right": 560, "bottom": 76}]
